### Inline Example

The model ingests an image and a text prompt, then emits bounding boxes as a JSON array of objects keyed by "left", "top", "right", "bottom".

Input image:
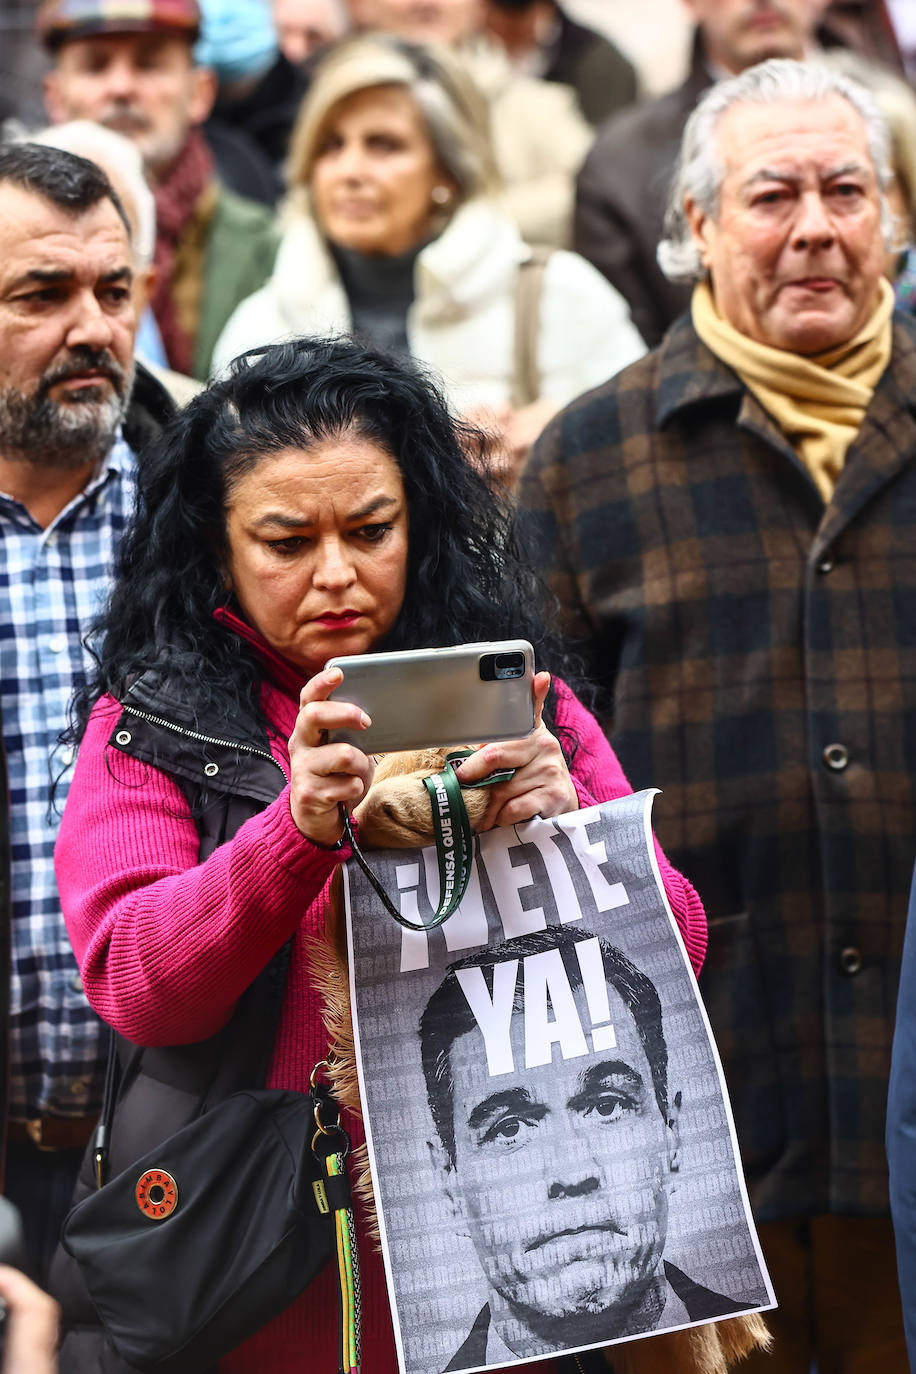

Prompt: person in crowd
[
  {"left": 0, "top": 1265, "right": 59, "bottom": 1374},
  {"left": 0, "top": 142, "right": 173, "bottom": 1281},
  {"left": 819, "top": 49, "right": 916, "bottom": 310},
  {"left": 28, "top": 120, "right": 201, "bottom": 405},
  {"left": 274, "top": 0, "right": 351, "bottom": 66},
  {"left": 825, "top": 0, "right": 909, "bottom": 74},
  {"left": 888, "top": 869, "right": 916, "bottom": 1373},
  {"left": 574, "top": 0, "right": 831, "bottom": 349},
  {"left": 52, "top": 333, "right": 707, "bottom": 1371},
  {"left": 520, "top": 57, "right": 914, "bottom": 1373},
  {"left": 348, "top": 0, "right": 592, "bottom": 246},
  {"left": 197, "top": 0, "right": 310, "bottom": 206},
  {"left": 211, "top": 35, "right": 644, "bottom": 484},
  {"left": 40, "top": 0, "right": 278, "bottom": 379},
  {"left": 422, "top": 926, "right": 746, "bottom": 1369},
  {"left": 483, "top": 0, "right": 638, "bottom": 126}
]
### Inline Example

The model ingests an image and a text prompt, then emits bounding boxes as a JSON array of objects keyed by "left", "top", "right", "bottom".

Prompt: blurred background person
[
  {"left": 197, "top": 0, "right": 318, "bottom": 206},
  {"left": 211, "top": 35, "right": 645, "bottom": 484},
  {"left": 819, "top": 49, "right": 916, "bottom": 311},
  {"left": 39, "top": 0, "right": 278, "bottom": 379},
  {"left": 274, "top": 0, "right": 351, "bottom": 66},
  {"left": 347, "top": 0, "right": 592, "bottom": 246},
  {"left": 194, "top": 0, "right": 286, "bottom": 204},
  {"left": 483, "top": 0, "right": 638, "bottom": 125},
  {"left": 824, "top": 0, "right": 909, "bottom": 74},
  {"left": 884, "top": 0, "right": 916, "bottom": 80},
  {"left": 575, "top": 0, "right": 841, "bottom": 349}
]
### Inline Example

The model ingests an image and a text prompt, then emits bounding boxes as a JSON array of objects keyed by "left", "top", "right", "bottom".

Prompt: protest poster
[{"left": 343, "top": 790, "right": 775, "bottom": 1374}]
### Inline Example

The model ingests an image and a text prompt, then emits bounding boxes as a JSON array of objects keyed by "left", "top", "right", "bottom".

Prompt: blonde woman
[{"left": 211, "top": 35, "right": 644, "bottom": 481}]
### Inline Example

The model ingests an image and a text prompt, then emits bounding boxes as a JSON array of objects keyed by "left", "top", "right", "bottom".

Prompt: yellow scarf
[{"left": 691, "top": 278, "right": 894, "bottom": 501}]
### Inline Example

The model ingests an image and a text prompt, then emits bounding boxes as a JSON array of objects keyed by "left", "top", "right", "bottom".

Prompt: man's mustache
[
  {"left": 39, "top": 348, "right": 127, "bottom": 401},
  {"left": 98, "top": 103, "right": 152, "bottom": 134}
]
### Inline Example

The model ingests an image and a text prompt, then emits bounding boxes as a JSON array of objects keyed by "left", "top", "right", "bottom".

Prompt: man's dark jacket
[
  {"left": 544, "top": 9, "right": 638, "bottom": 126},
  {"left": 520, "top": 312, "right": 916, "bottom": 1222},
  {"left": 573, "top": 35, "right": 708, "bottom": 349}
]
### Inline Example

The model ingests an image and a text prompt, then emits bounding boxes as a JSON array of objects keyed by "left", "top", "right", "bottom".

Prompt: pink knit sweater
[{"left": 56, "top": 676, "right": 706, "bottom": 1374}]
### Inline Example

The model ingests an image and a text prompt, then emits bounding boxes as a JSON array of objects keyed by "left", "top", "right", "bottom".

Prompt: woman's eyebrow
[
  {"left": 251, "top": 495, "right": 400, "bottom": 532},
  {"left": 348, "top": 494, "right": 400, "bottom": 521}
]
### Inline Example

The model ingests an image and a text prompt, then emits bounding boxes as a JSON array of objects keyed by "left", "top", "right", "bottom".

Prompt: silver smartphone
[{"left": 325, "top": 640, "right": 536, "bottom": 753}]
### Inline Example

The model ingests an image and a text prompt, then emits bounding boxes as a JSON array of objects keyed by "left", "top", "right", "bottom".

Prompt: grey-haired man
[{"left": 521, "top": 58, "right": 913, "bottom": 1372}]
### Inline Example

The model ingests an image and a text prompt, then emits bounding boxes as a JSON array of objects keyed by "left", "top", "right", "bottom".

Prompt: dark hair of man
[
  {"left": 0, "top": 142, "right": 132, "bottom": 243},
  {"left": 72, "top": 335, "right": 583, "bottom": 746},
  {"left": 420, "top": 925, "right": 669, "bottom": 1168}
]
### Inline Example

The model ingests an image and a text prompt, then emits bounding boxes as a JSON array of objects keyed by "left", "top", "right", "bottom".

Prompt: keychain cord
[{"left": 342, "top": 752, "right": 514, "bottom": 931}]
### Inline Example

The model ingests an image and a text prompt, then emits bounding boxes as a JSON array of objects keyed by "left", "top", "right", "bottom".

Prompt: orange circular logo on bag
[{"left": 136, "top": 1169, "right": 178, "bottom": 1219}]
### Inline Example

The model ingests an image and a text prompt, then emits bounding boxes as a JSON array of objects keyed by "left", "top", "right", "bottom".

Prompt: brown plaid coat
[{"left": 519, "top": 312, "right": 916, "bottom": 1220}]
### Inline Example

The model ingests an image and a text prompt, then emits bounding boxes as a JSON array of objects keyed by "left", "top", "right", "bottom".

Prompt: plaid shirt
[
  {"left": 0, "top": 436, "right": 136, "bottom": 1120},
  {"left": 520, "top": 313, "right": 916, "bottom": 1220}
]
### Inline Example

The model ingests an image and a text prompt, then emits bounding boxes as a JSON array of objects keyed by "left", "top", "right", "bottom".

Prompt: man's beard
[
  {"left": 0, "top": 347, "right": 135, "bottom": 472},
  {"left": 97, "top": 101, "right": 187, "bottom": 177}
]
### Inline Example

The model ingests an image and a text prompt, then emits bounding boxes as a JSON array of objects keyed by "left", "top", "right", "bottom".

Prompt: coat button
[
  {"left": 816, "top": 554, "right": 834, "bottom": 574},
  {"left": 839, "top": 946, "right": 862, "bottom": 976},
  {"left": 823, "top": 743, "right": 849, "bottom": 771},
  {"left": 115, "top": 730, "right": 132, "bottom": 746},
  {"left": 204, "top": 762, "right": 219, "bottom": 777}
]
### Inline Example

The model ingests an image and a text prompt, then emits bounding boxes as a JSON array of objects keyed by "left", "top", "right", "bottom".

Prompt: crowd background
[
  {"left": 0, "top": 0, "right": 688, "bottom": 130},
  {"left": 1, "top": 2, "right": 916, "bottom": 1373}
]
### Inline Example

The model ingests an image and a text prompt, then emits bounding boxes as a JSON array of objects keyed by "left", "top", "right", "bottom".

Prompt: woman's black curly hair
[{"left": 74, "top": 335, "right": 583, "bottom": 741}]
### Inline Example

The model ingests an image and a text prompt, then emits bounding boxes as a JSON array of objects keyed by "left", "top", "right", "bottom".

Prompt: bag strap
[
  {"left": 91, "top": 942, "right": 292, "bottom": 1191},
  {"left": 92, "top": 1029, "right": 119, "bottom": 1189},
  {"left": 512, "top": 245, "right": 551, "bottom": 410}
]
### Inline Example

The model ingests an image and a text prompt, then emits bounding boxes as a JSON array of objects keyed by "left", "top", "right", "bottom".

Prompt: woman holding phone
[{"left": 53, "top": 337, "right": 706, "bottom": 1372}]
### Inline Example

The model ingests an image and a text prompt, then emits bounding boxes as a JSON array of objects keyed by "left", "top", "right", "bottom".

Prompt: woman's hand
[
  {"left": 451, "top": 671, "right": 578, "bottom": 830},
  {"left": 288, "top": 666, "right": 375, "bottom": 847}
]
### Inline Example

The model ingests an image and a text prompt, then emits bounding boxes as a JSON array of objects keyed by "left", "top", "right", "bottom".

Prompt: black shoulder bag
[{"left": 52, "top": 953, "right": 359, "bottom": 1374}]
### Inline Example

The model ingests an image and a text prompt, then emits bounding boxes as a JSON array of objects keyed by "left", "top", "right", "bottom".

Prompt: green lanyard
[{"left": 342, "top": 751, "right": 513, "bottom": 931}]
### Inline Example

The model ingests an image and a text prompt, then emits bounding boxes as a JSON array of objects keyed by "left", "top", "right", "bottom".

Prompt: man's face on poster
[{"left": 438, "top": 981, "right": 681, "bottom": 1344}]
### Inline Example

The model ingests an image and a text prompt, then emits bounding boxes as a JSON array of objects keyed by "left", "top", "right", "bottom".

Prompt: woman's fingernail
[{"left": 360, "top": 711, "right": 371, "bottom": 727}]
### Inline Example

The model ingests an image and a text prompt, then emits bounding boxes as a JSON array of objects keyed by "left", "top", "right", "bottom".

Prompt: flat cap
[{"left": 38, "top": 0, "right": 201, "bottom": 51}]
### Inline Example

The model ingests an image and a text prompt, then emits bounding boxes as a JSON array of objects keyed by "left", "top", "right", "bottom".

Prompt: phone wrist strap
[{"left": 342, "top": 751, "right": 513, "bottom": 931}]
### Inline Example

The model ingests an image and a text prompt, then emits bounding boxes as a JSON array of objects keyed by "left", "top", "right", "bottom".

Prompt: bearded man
[
  {"left": 40, "top": 0, "right": 278, "bottom": 379},
  {"left": 0, "top": 142, "right": 172, "bottom": 1281},
  {"left": 520, "top": 59, "right": 914, "bottom": 1372}
]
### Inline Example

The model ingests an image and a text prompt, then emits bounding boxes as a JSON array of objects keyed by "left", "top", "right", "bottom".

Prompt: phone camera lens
[
  {"left": 479, "top": 651, "right": 526, "bottom": 682},
  {"left": 495, "top": 653, "right": 524, "bottom": 680}
]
